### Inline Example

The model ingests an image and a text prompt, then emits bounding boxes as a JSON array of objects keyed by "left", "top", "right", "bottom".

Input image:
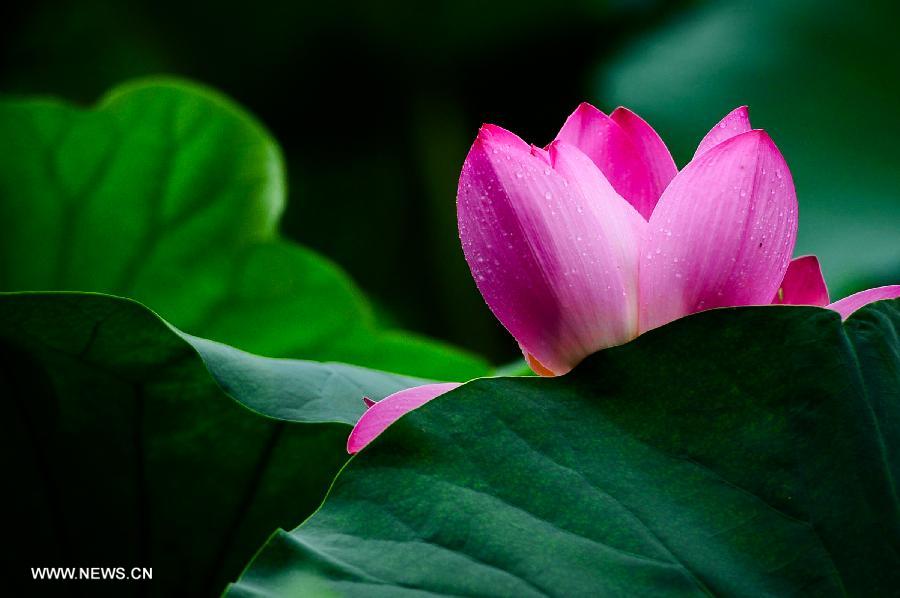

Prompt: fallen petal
[
  {"left": 828, "top": 285, "right": 900, "bottom": 320},
  {"left": 347, "top": 383, "right": 461, "bottom": 454}
]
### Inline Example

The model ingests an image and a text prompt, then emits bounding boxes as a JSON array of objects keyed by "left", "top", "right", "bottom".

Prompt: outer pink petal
[
  {"left": 556, "top": 103, "right": 675, "bottom": 219},
  {"left": 773, "top": 255, "right": 830, "bottom": 306},
  {"left": 828, "top": 285, "right": 900, "bottom": 320},
  {"left": 346, "top": 383, "right": 460, "bottom": 454},
  {"left": 639, "top": 130, "right": 798, "bottom": 332},
  {"left": 694, "top": 106, "right": 752, "bottom": 158},
  {"left": 458, "top": 125, "right": 645, "bottom": 375}
]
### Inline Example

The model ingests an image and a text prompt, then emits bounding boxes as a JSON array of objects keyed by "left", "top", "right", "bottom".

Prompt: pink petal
[
  {"left": 610, "top": 107, "right": 678, "bottom": 204},
  {"left": 694, "top": 106, "right": 752, "bottom": 158},
  {"left": 556, "top": 103, "right": 676, "bottom": 219},
  {"left": 346, "top": 383, "right": 460, "bottom": 454},
  {"left": 639, "top": 130, "right": 798, "bottom": 332},
  {"left": 773, "top": 255, "right": 830, "bottom": 306},
  {"left": 458, "top": 125, "right": 645, "bottom": 375},
  {"left": 828, "top": 285, "right": 900, "bottom": 320}
]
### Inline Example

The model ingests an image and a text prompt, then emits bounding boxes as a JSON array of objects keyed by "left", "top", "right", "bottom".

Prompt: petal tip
[
  {"left": 563, "top": 101, "right": 609, "bottom": 127},
  {"left": 475, "top": 123, "right": 527, "bottom": 151},
  {"left": 346, "top": 430, "right": 363, "bottom": 454},
  {"left": 475, "top": 123, "right": 499, "bottom": 142},
  {"left": 609, "top": 105, "right": 636, "bottom": 120},
  {"left": 693, "top": 106, "right": 756, "bottom": 158},
  {"left": 719, "top": 128, "right": 769, "bottom": 151}
]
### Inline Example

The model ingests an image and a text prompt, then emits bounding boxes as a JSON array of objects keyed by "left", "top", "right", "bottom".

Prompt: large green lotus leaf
[
  {"left": 598, "top": 0, "right": 900, "bottom": 296},
  {"left": 228, "top": 300, "right": 900, "bottom": 597},
  {"left": 2, "top": 292, "right": 425, "bottom": 596},
  {"left": 0, "top": 79, "right": 488, "bottom": 380}
]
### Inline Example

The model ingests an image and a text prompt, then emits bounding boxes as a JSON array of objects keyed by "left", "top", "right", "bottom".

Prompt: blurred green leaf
[
  {"left": 598, "top": 0, "right": 900, "bottom": 297},
  {"left": 229, "top": 300, "right": 900, "bottom": 596},
  {"left": 0, "top": 78, "right": 489, "bottom": 380},
  {"left": 2, "top": 291, "right": 424, "bottom": 596}
]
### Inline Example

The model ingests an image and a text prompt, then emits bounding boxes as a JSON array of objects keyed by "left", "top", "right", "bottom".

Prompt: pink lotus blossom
[
  {"left": 347, "top": 105, "right": 899, "bottom": 454},
  {"left": 460, "top": 104, "right": 801, "bottom": 375}
]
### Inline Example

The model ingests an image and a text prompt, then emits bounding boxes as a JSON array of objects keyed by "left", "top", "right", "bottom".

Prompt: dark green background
[{"left": 2, "top": 0, "right": 897, "bottom": 363}]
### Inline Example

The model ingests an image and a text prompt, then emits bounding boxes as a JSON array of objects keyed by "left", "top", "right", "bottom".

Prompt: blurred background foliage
[{"left": 2, "top": 0, "right": 897, "bottom": 364}]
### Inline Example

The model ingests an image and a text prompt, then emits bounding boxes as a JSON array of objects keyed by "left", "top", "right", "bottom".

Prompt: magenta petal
[
  {"left": 773, "top": 255, "right": 830, "bottom": 306},
  {"left": 639, "top": 130, "right": 798, "bottom": 332},
  {"left": 610, "top": 107, "right": 678, "bottom": 204},
  {"left": 828, "top": 285, "right": 900, "bottom": 320},
  {"left": 458, "top": 126, "right": 645, "bottom": 375},
  {"left": 346, "top": 383, "right": 460, "bottom": 454},
  {"left": 694, "top": 106, "right": 752, "bottom": 158},
  {"left": 556, "top": 103, "right": 675, "bottom": 219}
]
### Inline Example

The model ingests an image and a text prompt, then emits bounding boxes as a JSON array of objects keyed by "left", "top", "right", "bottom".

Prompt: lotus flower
[{"left": 347, "top": 104, "right": 900, "bottom": 454}]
